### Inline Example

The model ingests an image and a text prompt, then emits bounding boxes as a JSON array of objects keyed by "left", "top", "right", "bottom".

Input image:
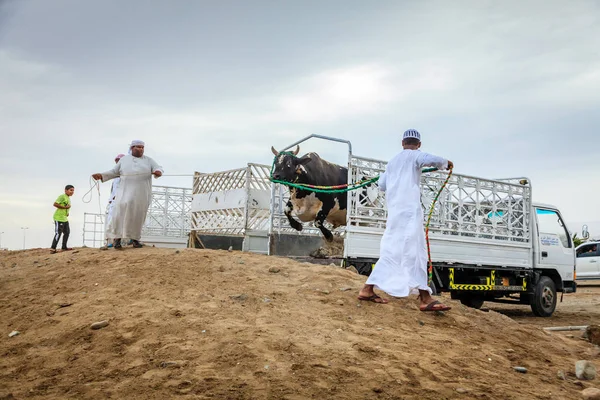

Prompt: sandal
[
  {"left": 357, "top": 294, "right": 389, "bottom": 304},
  {"left": 420, "top": 300, "right": 451, "bottom": 312}
]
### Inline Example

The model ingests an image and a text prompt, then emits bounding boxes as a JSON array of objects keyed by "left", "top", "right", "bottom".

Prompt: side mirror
[{"left": 583, "top": 224, "right": 590, "bottom": 240}]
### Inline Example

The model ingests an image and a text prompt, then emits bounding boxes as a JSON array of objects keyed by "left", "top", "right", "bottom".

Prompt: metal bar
[
  {"left": 280, "top": 134, "right": 353, "bottom": 154},
  {"left": 494, "top": 177, "right": 532, "bottom": 183},
  {"left": 244, "top": 164, "right": 251, "bottom": 232},
  {"left": 543, "top": 326, "right": 588, "bottom": 331}
]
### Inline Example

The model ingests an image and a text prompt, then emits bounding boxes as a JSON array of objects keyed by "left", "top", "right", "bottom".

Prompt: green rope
[
  {"left": 269, "top": 152, "right": 439, "bottom": 193},
  {"left": 270, "top": 176, "right": 380, "bottom": 193},
  {"left": 426, "top": 168, "right": 453, "bottom": 287}
]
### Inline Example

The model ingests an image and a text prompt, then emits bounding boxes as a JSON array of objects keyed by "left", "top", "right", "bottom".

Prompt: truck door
[
  {"left": 575, "top": 243, "right": 600, "bottom": 279},
  {"left": 535, "top": 208, "right": 575, "bottom": 281}
]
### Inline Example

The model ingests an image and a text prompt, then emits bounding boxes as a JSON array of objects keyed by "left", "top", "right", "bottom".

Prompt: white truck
[
  {"left": 343, "top": 154, "right": 577, "bottom": 317},
  {"left": 267, "top": 135, "right": 576, "bottom": 317}
]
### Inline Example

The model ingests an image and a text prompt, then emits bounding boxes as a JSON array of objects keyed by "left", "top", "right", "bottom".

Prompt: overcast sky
[{"left": 1, "top": 0, "right": 599, "bottom": 250}]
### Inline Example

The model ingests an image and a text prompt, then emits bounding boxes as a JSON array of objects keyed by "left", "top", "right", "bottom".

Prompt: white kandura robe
[
  {"left": 366, "top": 149, "right": 448, "bottom": 297},
  {"left": 100, "top": 154, "right": 163, "bottom": 241},
  {"left": 105, "top": 177, "right": 121, "bottom": 240}
]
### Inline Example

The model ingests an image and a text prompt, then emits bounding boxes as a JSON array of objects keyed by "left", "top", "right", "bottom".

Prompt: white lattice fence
[
  {"left": 436, "top": 175, "right": 530, "bottom": 241},
  {"left": 191, "top": 164, "right": 272, "bottom": 235},
  {"left": 347, "top": 155, "right": 531, "bottom": 243},
  {"left": 347, "top": 156, "right": 387, "bottom": 230}
]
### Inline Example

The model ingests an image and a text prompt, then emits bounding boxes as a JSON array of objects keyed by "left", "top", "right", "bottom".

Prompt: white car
[{"left": 576, "top": 241, "right": 600, "bottom": 280}]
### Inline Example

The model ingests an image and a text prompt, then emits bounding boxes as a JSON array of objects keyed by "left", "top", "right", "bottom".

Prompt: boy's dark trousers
[{"left": 51, "top": 221, "right": 70, "bottom": 250}]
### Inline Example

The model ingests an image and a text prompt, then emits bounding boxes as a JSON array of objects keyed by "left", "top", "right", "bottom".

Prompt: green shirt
[{"left": 53, "top": 194, "right": 71, "bottom": 222}]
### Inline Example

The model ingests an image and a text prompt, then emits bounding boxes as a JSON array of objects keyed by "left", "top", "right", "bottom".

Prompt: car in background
[{"left": 576, "top": 241, "right": 600, "bottom": 280}]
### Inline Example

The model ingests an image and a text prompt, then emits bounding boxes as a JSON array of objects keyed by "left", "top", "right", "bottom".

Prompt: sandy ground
[
  {"left": 487, "top": 282, "right": 600, "bottom": 329},
  {"left": 1, "top": 247, "right": 599, "bottom": 400}
]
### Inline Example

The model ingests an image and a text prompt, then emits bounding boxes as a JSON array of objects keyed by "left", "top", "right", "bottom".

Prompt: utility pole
[
  {"left": 0, "top": 231, "right": 4, "bottom": 249},
  {"left": 21, "top": 227, "right": 29, "bottom": 250}
]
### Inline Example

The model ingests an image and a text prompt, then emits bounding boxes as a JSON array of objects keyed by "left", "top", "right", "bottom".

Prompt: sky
[{"left": 0, "top": 0, "right": 599, "bottom": 250}]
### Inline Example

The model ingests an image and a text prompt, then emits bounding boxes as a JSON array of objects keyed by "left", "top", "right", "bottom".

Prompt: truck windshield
[{"left": 536, "top": 208, "right": 572, "bottom": 248}]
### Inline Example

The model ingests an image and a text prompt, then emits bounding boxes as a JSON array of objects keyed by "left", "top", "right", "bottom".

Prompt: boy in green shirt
[{"left": 51, "top": 185, "right": 75, "bottom": 254}]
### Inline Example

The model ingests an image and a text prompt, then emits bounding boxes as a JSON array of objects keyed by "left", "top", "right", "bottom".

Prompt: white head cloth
[{"left": 128, "top": 139, "right": 145, "bottom": 154}]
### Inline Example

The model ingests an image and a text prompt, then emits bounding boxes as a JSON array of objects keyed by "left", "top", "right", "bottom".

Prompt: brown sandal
[
  {"left": 420, "top": 300, "right": 451, "bottom": 312},
  {"left": 357, "top": 294, "right": 389, "bottom": 304}
]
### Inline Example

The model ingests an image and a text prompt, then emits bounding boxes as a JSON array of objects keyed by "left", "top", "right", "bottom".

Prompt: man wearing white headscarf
[
  {"left": 357, "top": 129, "right": 454, "bottom": 312},
  {"left": 92, "top": 140, "right": 163, "bottom": 249}
]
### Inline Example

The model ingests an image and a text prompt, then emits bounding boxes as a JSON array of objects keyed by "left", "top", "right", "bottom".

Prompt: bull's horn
[
  {"left": 271, "top": 146, "right": 279, "bottom": 156},
  {"left": 292, "top": 145, "right": 300, "bottom": 155}
]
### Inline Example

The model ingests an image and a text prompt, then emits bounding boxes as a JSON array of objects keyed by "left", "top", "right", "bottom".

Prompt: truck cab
[
  {"left": 575, "top": 241, "right": 600, "bottom": 280},
  {"left": 528, "top": 204, "right": 576, "bottom": 316},
  {"left": 442, "top": 203, "right": 576, "bottom": 317}
]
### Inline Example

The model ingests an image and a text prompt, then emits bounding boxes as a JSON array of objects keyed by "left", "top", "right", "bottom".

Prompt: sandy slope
[{"left": 1, "top": 247, "right": 599, "bottom": 399}]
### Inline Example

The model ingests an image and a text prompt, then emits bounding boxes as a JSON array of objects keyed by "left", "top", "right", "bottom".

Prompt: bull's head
[{"left": 270, "top": 145, "right": 310, "bottom": 182}]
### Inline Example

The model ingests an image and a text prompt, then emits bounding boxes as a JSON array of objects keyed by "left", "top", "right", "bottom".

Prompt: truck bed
[
  {"left": 344, "top": 226, "right": 531, "bottom": 269},
  {"left": 344, "top": 155, "right": 533, "bottom": 269}
]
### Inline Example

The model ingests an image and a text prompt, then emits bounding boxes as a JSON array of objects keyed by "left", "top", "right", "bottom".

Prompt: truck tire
[
  {"left": 459, "top": 294, "right": 484, "bottom": 309},
  {"left": 530, "top": 276, "right": 557, "bottom": 317}
]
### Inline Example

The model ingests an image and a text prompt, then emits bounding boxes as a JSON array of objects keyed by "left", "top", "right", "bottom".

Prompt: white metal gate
[
  {"left": 82, "top": 185, "right": 192, "bottom": 248},
  {"left": 190, "top": 163, "right": 272, "bottom": 253},
  {"left": 83, "top": 212, "right": 106, "bottom": 248},
  {"left": 268, "top": 135, "right": 353, "bottom": 251},
  {"left": 143, "top": 186, "right": 192, "bottom": 239}
]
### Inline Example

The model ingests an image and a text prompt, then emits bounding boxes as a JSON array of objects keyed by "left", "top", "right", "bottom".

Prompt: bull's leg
[
  {"left": 315, "top": 209, "right": 334, "bottom": 242},
  {"left": 284, "top": 200, "right": 303, "bottom": 231}
]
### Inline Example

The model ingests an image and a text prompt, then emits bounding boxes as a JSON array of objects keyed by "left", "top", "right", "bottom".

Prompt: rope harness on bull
[{"left": 269, "top": 151, "right": 453, "bottom": 287}]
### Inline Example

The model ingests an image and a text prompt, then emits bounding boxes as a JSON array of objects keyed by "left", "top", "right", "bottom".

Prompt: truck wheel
[
  {"left": 459, "top": 295, "right": 484, "bottom": 309},
  {"left": 530, "top": 276, "right": 557, "bottom": 317}
]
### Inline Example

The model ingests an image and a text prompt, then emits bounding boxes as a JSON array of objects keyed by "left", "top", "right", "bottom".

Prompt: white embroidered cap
[{"left": 402, "top": 129, "right": 421, "bottom": 141}]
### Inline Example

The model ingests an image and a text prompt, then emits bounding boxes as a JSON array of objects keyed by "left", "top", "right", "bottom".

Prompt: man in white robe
[
  {"left": 92, "top": 140, "right": 163, "bottom": 249},
  {"left": 357, "top": 129, "right": 453, "bottom": 312}
]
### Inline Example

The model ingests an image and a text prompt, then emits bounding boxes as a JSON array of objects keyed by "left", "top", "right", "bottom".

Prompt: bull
[{"left": 270, "top": 145, "right": 348, "bottom": 242}]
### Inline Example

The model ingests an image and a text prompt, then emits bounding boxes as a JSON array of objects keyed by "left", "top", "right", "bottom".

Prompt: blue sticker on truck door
[{"left": 540, "top": 233, "right": 560, "bottom": 246}]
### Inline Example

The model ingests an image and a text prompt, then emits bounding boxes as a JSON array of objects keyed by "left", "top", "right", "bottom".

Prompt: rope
[
  {"left": 81, "top": 172, "right": 194, "bottom": 217},
  {"left": 269, "top": 152, "right": 439, "bottom": 193},
  {"left": 82, "top": 176, "right": 104, "bottom": 216},
  {"left": 94, "top": 173, "right": 194, "bottom": 177},
  {"left": 426, "top": 167, "right": 453, "bottom": 287},
  {"left": 270, "top": 176, "right": 380, "bottom": 193}
]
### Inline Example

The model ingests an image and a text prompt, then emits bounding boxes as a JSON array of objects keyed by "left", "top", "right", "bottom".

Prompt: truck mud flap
[{"left": 449, "top": 268, "right": 528, "bottom": 291}]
